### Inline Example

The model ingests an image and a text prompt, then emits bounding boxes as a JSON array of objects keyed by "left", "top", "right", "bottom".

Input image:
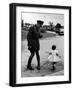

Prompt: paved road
[{"left": 21, "top": 36, "right": 64, "bottom": 77}]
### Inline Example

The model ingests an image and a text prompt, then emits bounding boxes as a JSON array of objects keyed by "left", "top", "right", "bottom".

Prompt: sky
[{"left": 22, "top": 12, "right": 64, "bottom": 26}]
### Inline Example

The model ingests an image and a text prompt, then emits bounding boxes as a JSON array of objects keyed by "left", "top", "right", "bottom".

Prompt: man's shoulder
[
  {"left": 29, "top": 25, "right": 36, "bottom": 31},
  {"left": 30, "top": 25, "right": 35, "bottom": 29}
]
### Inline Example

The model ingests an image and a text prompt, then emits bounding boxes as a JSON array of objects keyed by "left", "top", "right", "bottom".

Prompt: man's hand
[{"left": 39, "top": 34, "right": 43, "bottom": 38}]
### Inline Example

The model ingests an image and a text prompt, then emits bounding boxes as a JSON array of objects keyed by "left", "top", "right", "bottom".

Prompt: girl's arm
[
  {"left": 49, "top": 52, "right": 52, "bottom": 55},
  {"left": 56, "top": 53, "right": 61, "bottom": 58}
]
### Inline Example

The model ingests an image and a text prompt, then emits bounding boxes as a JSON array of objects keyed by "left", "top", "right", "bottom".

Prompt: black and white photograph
[
  {"left": 21, "top": 12, "right": 64, "bottom": 77},
  {"left": 10, "top": 3, "right": 71, "bottom": 86}
]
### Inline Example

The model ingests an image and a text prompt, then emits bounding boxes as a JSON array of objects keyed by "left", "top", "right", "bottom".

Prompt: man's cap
[{"left": 37, "top": 20, "right": 44, "bottom": 25}]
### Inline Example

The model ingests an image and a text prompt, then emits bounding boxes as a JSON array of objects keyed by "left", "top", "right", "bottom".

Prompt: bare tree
[
  {"left": 49, "top": 22, "right": 54, "bottom": 31},
  {"left": 55, "top": 23, "right": 62, "bottom": 33}
]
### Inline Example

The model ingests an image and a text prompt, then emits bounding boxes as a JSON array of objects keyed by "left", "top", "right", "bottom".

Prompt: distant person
[
  {"left": 48, "top": 45, "right": 61, "bottom": 71},
  {"left": 27, "top": 20, "right": 44, "bottom": 70}
]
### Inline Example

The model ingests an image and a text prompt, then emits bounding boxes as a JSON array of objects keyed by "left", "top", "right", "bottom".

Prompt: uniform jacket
[{"left": 27, "top": 25, "right": 42, "bottom": 51}]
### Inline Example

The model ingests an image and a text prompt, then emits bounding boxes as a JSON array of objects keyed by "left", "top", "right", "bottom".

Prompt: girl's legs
[{"left": 52, "top": 62, "right": 57, "bottom": 70}]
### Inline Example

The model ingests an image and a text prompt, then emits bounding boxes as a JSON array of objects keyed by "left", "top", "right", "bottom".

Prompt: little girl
[{"left": 48, "top": 45, "right": 61, "bottom": 71}]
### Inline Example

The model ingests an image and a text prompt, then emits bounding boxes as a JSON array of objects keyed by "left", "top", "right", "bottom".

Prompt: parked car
[{"left": 58, "top": 31, "right": 64, "bottom": 35}]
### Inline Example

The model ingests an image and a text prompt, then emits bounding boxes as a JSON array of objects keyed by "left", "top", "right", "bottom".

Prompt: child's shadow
[{"left": 40, "top": 61, "right": 64, "bottom": 76}]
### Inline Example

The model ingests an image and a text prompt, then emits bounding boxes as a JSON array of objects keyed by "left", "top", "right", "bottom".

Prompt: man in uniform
[{"left": 27, "top": 20, "right": 44, "bottom": 70}]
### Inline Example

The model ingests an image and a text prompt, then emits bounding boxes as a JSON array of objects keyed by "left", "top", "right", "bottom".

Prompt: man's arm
[{"left": 33, "top": 27, "right": 43, "bottom": 39}]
